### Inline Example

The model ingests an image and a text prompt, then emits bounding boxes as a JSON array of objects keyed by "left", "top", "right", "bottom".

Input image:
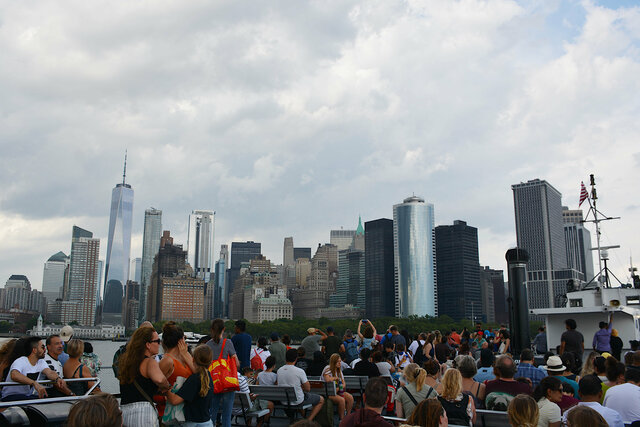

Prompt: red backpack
[{"left": 250, "top": 349, "right": 264, "bottom": 371}]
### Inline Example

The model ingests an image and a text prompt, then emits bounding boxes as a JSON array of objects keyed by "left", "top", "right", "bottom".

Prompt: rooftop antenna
[{"left": 122, "top": 150, "right": 127, "bottom": 185}]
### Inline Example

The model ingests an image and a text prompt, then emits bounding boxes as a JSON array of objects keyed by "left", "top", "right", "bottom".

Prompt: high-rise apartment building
[
  {"left": 213, "top": 245, "right": 228, "bottom": 318},
  {"left": 330, "top": 229, "right": 356, "bottom": 251},
  {"left": 293, "top": 247, "right": 311, "bottom": 262},
  {"left": 187, "top": 210, "right": 215, "bottom": 282},
  {"left": 479, "top": 267, "right": 495, "bottom": 323},
  {"left": 562, "top": 207, "right": 594, "bottom": 282},
  {"left": 140, "top": 208, "right": 162, "bottom": 322},
  {"left": 103, "top": 159, "right": 134, "bottom": 326},
  {"left": 291, "top": 244, "right": 338, "bottom": 318},
  {"left": 364, "top": 218, "right": 395, "bottom": 319},
  {"left": 330, "top": 218, "right": 365, "bottom": 311},
  {"left": 68, "top": 226, "right": 101, "bottom": 325},
  {"left": 42, "top": 252, "right": 68, "bottom": 303},
  {"left": 130, "top": 258, "right": 142, "bottom": 283},
  {"left": 435, "top": 221, "right": 481, "bottom": 322},
  {"left": 512, "top": 179, "right": 581, "bottom": 309},
  {"left": 123, "top": 280, "right": 140, "bottom": 329},
  {"left": 393, "top": 196, "right": 437, "bottom": 317},
  {"left": 283, "top": 237, "right": 294, "bottom": 268},
  {"left": 227, "top": 241, "right": 261, "bottom": 315}
]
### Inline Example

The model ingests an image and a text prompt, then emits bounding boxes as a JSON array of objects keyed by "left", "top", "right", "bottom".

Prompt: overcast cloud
[{"left": 1, "top": 0, "right": 639, "bottom": 290}]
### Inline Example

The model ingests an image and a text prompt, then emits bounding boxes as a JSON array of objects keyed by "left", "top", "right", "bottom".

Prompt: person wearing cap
[
  {"left": 301, "top": 327, "right": 327, "bottom": 358},
  {"left": 545, "top": 355, "right": 579, "bottom": 399},
  {"left": 58, "top": 325, "right": 74, "bottom": 366},
  {"left": 322, "top": 326, "right": 343, "bottom": 358},
  {"left": 268, "top": 332, "right": 286, "bottom": 371},
  {"left": 562, "top": 375, "right": 624, "bottom": 427}
]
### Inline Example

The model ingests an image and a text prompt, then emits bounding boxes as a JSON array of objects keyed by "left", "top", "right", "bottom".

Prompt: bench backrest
[
  {"left": 234, "top": 391, "right": 252, "bottom": 408},
  {"left": 343, "top": 375, "right": 368, "bottom": 391},
  {"left": 474, "top": 409, "right": 510, "bottom": 427},
  {"left": 249, "top": 385, "right": 298, "bottom": 403},
  {"left": 308, "top": 380, "right": 337, "bottom": 397}
]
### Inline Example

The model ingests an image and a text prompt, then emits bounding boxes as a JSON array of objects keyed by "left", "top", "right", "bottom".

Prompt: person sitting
[
  {"left": 322, "top": 353, "right": 354, "bottom": 422},
  {"left": 395, "top": 343, "right": 413, "bottom": 369},
  {"left": 484, "top": 355, "right": 532, "bottom": 411},
  {"left": 562, "top": 374, "right": 623, "bottom": 427},
  {"left": 516, "top": 349, "right": 546, "bottom": 389},
  {"left": 372, "top": 351, "right": 394, "bottom": 377},
  {"left": 395, "top": 363, "right": 436, "bottom": 419},
  {"left": 41, "top": 334, "right": 74, "bottom": 397},
  {"left": 603, "top": 357, "right": 626, "bottom": 390},
  {"left": 257, "top": 356, "right": 277, "bottom": 385},
  {"left": 533, "top": 376, "right": 563, "bottom": 427},
  {"left": 307, "top": 351, "right": 327, "bottom": 377},
  {"left": 603, "top": 364, "right": 640, "bottom": 424},
  {"left": 63, "top": 339, "right": 100, "bottom": 396},
  {"left": 423, "top": 358, "right": 441, "bottom": 390},
  {"left": 294, "top": 347, "right": 312, "bottom": 373},
  {"left": 79, "top": 342, "right": 101, "bottom": 378},
  {"left": 437, "top": 368, "right": 475, "bottom": 426},
  {"left": 339, "top": 377, "right": 391, "bottom": 426},
  {"left": 565, "top": 405, "right": 609, "bottom": 427},
  {"left": 1, "top": 336, "right": 69, "bottom": 401},
  {"left": 507, "top": 394, "right": 539, "bottom": 427},
  {"left": 67, "top": 393, "right": 122, "bottom": 427},
  {"left": 250, "top": 337, "right": 271, "bottom": 372},
  {"left": 557, "top": 382, "right": 579, "bottom": 414},
  {"left": 456, "top": 355, "right": 485, "bottom": 407},
  {"left": 474, "top": 347, "right": 496, "bottom": 383},
  {"left": 544, "top": 355, "right": 579, "bottom": 399},
  {"left": 401, "top": 398, "right": 447, "bottom": 427},
  {"left": 277, "top": 348, "right": 324, "bottom": 422},
  {"left": 353, "top": 348, "right": 380, "bottom": 378}
]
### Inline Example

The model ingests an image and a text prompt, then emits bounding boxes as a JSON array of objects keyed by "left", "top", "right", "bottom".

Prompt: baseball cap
[{"left": 60, "top": 325, "right": 74, "bottom": 342}]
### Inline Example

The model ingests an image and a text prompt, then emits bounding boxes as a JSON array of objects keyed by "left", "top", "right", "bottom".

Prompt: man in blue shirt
[
  {"left": 515, "top": 349, "right": 546, "bottom": 388},
  {"left": 532, "top": 327, "right": 547, "bottom": 355},
  {"left": 231, "top": 320, "right": 252, "bottom": 370},
  {"left": 593, "top": 313, "right": 613, "bottom": 353}
]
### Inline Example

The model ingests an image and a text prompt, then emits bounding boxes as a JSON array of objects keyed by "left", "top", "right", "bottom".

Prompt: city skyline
[{"left": 1, "top": 1, "right": 638, "bottom": 289}]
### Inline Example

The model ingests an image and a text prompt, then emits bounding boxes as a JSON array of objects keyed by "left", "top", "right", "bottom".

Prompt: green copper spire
[{"left": 356, "top": 215, "right": 364, "bottom": 236}]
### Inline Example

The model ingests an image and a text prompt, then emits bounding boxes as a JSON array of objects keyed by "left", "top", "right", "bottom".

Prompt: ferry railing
[{"left": 0, "top": 377, "right": 100, "bottom": 408}]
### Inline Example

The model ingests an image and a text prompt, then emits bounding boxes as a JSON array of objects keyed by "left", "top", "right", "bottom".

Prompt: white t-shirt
[
  {"left": 603, "top": 383, "right": 640, "bottom": 424},
  {"left": 537, "top": 397, "right": 561, "bottom": 427},
  {"left": 2, "top": 356, "right": 49, "bottom": 398},
  {"left": 408, "top": 340, "right": 425, "bottom": 357},
  {"left": 277, "top": 364, "right": 308, "bottom": 405},
  {"left": 38, "top": 354, "right": 63, "bottom": 389},
  {"left": 376, "top": 362, "right": 393, "bottom": 377},
  {"left": 257, "top": 371, "right": 277, "bottom": 385},
  {"left": 563, "top": 402, "right": 624, "bottom": 427},
  {"left": 250, "top": 348, "right": 271, "bottom": 370}
]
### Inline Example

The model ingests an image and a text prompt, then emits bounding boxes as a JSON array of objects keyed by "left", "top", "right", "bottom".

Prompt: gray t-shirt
[
  {"left": 301, "top": 335, "right": 324, "bottom": 356},
  {"left": 396, "top": 382, "right": 436, "bottom": 418},
  {"left": 207, "top": 337, "right": 236, "bottom": 360}
]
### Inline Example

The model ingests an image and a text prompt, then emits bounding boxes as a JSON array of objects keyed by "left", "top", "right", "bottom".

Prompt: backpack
[
  {"left": 314, "top": 397, "right": 334, "bottom": 427},
  {"left": 250, "top": 349, "right": 264, "bottom": 371},
  {"left": 344, "top": 339, "right": 359, "bottom": 364},
  {"left": 484, "top": 391, "right": 515, "bottom": 412},
  {"left": 413, "top": 341, "right": 427, "bottom": 365},
  {"left": 438, "top": 394, "right": 470, "bottom": 426}
]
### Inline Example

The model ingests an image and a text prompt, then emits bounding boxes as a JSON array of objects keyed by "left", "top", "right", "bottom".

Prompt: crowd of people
[{"left": 0, "top": 316, "right": 639, "bottom": 426}]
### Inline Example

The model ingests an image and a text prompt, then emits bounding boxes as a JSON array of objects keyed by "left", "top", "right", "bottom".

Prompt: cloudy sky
[{"left": 1, "top": 0, "right": 639, "bottom": 291}]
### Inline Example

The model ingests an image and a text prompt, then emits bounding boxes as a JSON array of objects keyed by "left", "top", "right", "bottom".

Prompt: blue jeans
[{"left": 210, "top": 391, "right": 235, "bottom": 427}]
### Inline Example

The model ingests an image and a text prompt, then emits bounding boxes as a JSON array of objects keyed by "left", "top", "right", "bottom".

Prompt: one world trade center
[{"left": 103, "top": 155, "right": 134, "bottom": 325}]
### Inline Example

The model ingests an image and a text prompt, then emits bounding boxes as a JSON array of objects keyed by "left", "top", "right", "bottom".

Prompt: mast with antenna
[{"left": 122, "top": 150, "right": 127, "bottom": 185}]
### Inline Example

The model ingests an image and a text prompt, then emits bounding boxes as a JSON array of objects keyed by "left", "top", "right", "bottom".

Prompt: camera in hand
[{"left": 362, "top": 319, "right": 368, "bottom": 323}]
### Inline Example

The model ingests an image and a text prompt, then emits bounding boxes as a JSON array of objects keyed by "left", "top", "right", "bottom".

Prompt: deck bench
[
  {"left": 232, "top": 391, "right": 270, "bottom": 426},
  {"left": 249, "top": 385, "right": 312, "bottom": 423}
]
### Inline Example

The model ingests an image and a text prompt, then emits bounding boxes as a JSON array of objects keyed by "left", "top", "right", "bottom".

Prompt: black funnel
[{"left": 505, "top": 248, "right": 530, "bottom": 358}]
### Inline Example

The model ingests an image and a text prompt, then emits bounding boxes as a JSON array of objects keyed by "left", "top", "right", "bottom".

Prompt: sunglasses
[{"left": 149, "top": 339, "right": 162, "bottom": 344}]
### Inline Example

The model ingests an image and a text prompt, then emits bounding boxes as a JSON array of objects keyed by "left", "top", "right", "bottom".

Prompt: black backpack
[
  {"left": 413, "top": 341, "right": 427, "bottom": 365},
  {"left": 438, "top": 394, "right": 470, "bottom": 426}
]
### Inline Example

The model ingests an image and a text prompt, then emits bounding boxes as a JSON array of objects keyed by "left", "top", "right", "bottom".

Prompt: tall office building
[
  {"left": 330, "top": 229, "right": 356, "bottom": 251},
  {"left": 42, "top": 252, "right": 68, "bottom": 302},
  {"left": 130, "top": 258, "right": 142, "bottom": 283},
  {"left": 364, "top": 218, "right": 395, "bottom": 318},
  {"left": 213, "top": 245, "right": 229, "bottom": 317},
  {"left": 283, "top": 237, "right": 294, "bottom": 268},
  {"left": 291, "top": 244, "right": 338, "bottom": 318},
  {"left": 330, "top": 218, "right": 365, "bottom": 310},
  {"left": 96, "top": 260, "right": 103, "bottom": 309},
  {"left": 68, "top": 226, "right": 100, "bottom": 325},
  {"left": 562, "top": 207, "right": 594, "bottom": 282},
  {"left": 479, "top": 267, "right": 496, "bottom": 323},
  {"left": 227, "top": 241, "right": 261, "bottom": 315},
  {"left": 435, "top": 221, "right": 481, "bottom": 322},
  {"left": 393, "top": 196, "right": 437, "bottom": 317},
  {"left": 187, "top": 210, "right": 215, "bottom": 282},
  {"left": 293, "top": 247, "right": 311, "bottom": 262},
  {"left": 140, "top": 208, "right": 162, "bottom": 322},
  {"left": 103, "top": 158, "right": 134, "bottom": 325},
  {"left": 512, "top": 179, "right": 581, "bottom": 309}
]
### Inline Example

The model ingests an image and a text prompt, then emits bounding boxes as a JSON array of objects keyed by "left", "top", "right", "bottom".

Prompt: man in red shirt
[
  {"left": 484, "top": 355, "right": 532, "bottom": 411},
  {"left": 450, "top": 329, "right": 461, "bottom": 346}
]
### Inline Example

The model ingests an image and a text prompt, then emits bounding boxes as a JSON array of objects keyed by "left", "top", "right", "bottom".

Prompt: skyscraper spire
[{"left": 122, "top": 150, "right": 127, "bottom": 185}]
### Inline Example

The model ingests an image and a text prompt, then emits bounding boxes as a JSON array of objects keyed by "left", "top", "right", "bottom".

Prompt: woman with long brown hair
[
  {"left": 422, "top": 333, "right": 436, "bottom": 360},
  {"left": 119, "top": 326, "right": 170, "bottom": 426},
  {"left": 167, "top": 345, "right": 215, "bottom": 427},
  {"left": 322, "top": 353, "right": 354, "bottom": 421},
  {"left": 507, "top": 394, "right": 539, "bottom": 427},
  {"left": 206, "top": 319, "right": 238, "bottom": 427},
  {"left": 157, "top": 321, "right": 195, "bottom": 418},
  {"left": 401, "top": 398, "right": 448, "bottom": 427}
]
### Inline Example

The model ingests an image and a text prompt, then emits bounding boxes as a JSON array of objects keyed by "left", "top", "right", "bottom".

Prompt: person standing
[
  {"left": 560, "top": 319, "right": 584, "bottom": 372},
  {"left": 533, "top": 327, "right": 548, "bottom": 355},
  {"left": 301, "top": 328, "right": 326, "bottom": 357},
  {"left": 323, "top": 326, "right": 343, "bottom": 358},
  {"left": 268, "top": 333, "right": 286, "bottom": 371},
  {"left": 157, "top": 321, "right": 195, "bottom": 419},
  {"left": 207, "top": 319, "right": 239, "bottom": 427},
  {"left": 610, "top": 329, "right": 623, "bottom": 362},
  {"left": 230, "top": 320, "right": 252, "bottom": 371},
  {"left": 593, "top": 313, "right": 614, "bottom": 354}
]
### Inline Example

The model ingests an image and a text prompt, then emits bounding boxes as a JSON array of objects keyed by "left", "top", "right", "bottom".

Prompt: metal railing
[{"left": 0, "top": 377, "right": 101, "bottom": 408}]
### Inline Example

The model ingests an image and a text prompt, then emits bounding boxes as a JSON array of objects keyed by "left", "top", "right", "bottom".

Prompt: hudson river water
[{"left": 90, "top": 340, "right": 130, "bottom": 394}]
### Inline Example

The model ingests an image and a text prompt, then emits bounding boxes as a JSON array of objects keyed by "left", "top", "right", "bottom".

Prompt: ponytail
[{"left": 414, "top": 367, "right": 427, "bottom": 393}]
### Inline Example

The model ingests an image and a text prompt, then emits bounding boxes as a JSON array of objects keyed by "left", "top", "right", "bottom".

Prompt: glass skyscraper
[
  {"left": 103, "top": 163, "right": 134, "bottom": 325},
  {"left": 393, "top": 196, "right": 436, "bottom": 317},
  {"left": 187, "top": 210, "right": 215, "bottom": 282},
  {"left": 140, "top": 208, "right": 162, "bottom": 322}
]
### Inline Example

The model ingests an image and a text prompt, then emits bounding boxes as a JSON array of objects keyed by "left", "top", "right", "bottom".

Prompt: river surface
[{"left": 90, "top": 340, "right": 126, "bottom": 394}]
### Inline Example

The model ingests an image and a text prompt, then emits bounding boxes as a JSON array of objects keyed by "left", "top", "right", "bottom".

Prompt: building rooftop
[
  {"left": 402, "top": 195, "right": 425, "bottom": 204},
  {"left": 47, "top": 251, "right": 68, "bottom": 262}
]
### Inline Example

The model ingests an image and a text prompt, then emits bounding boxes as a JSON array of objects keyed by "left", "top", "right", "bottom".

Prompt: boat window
[
  {"left": 569, "top": 299, "right": 583, "bottom": 307},
  {"left": 626, "top": 296, "right": 640, "bottom": 306}
]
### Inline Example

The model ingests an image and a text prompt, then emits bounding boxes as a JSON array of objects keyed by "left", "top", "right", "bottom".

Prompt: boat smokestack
[{"left": 505, "top": 248, "right": 530, "bottom": 358}]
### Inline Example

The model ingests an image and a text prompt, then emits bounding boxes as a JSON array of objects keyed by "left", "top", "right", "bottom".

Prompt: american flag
[{"left": 579, "top": 181, "right": 589, "bottom": 207}]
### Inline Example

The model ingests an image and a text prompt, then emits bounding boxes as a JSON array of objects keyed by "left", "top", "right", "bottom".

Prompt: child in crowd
[{"left": 257, "top": 356, "right": 277, "bottom": 385}]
